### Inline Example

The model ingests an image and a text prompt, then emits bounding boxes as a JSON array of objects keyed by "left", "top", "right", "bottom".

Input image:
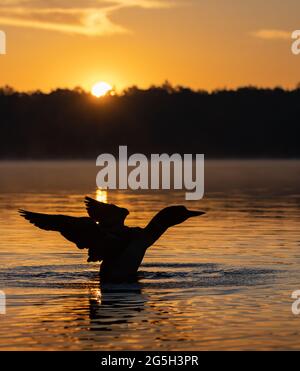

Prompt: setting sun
[{"left": 91, "top": 82, "right": 112, "bottom": 98}]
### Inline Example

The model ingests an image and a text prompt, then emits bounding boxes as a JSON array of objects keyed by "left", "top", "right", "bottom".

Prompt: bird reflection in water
[{"left": 88, "top": 282, "right": 147, "bottom": 331}]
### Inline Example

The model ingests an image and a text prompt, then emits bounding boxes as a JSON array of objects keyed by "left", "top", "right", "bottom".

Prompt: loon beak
[{"left": 187, "top": 210, "right": 206, "bottom": 217}]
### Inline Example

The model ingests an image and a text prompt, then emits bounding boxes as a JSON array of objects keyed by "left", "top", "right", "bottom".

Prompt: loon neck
[{"left": 144, "top": 213, "right": 170, "bottom": 245}]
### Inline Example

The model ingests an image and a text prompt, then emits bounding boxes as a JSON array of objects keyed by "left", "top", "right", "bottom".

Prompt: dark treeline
[{"left": 0, "top": 83, "right": 299, "bottom": 159}]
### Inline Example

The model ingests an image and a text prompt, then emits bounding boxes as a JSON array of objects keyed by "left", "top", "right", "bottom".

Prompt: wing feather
[
  {"left": 19, "top": 209, "right": 127, "bottom": 262},
  {"left": 84, "top": 197, "right": 129, "bottom": 227}
]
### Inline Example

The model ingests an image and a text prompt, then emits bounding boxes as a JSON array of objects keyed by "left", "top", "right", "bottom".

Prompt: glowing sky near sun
[{"left": 0, "top": 0, "right": 300, "bottom": 92}]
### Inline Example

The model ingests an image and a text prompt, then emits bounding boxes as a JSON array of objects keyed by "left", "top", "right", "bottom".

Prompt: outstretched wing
[
  {"left": 84, "top": 197, "right": 129, "bottom": 227},
  {"left": 19, "top": 210, "right": 128, "bottom": 262}
]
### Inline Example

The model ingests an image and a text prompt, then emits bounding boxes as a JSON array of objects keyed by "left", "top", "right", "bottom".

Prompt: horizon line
[{"left": 1, "top": 82, "right": 300, "bottom": 95}]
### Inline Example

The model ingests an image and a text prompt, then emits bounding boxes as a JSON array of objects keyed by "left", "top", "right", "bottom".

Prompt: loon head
[{"left": 155, "top": 205, "right": 205, "bottom": 228}]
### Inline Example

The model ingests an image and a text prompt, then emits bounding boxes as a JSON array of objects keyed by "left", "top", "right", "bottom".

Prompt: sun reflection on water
[
  {"left": 90, "top": 288, "right": 102, "bottom": 304},
  {"left": 96, "top": 188, "right": 108, "bottom": 203}
]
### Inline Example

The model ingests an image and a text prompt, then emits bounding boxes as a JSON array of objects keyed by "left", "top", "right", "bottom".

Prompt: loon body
[{"left": 19, "top": 197, "right": 205, "bottom": 282}]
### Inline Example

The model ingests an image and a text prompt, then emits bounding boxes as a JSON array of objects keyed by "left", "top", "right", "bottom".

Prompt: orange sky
[{"left": 0, "top": 0, "right": 300, "bottom": 92}]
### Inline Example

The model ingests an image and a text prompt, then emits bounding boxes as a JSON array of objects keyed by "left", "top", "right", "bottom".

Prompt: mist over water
[{"left": 0, "top": 160, "right": 300, "bottom": 350}]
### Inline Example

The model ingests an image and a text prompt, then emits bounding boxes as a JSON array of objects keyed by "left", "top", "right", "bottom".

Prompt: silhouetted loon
[{"left": 19, "top": 197, "right": 205, "bottom": 282}]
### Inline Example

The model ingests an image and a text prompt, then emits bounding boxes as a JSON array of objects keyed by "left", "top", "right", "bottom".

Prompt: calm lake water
[{"left": 0, "top": 160, "right": 300, "bottom": 350}]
